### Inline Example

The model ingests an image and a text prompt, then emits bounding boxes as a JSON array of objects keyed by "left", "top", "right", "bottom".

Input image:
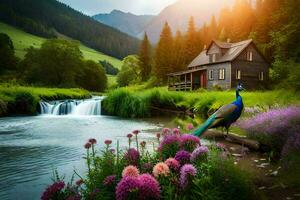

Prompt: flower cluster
[
  {"left": 180, "top": 164, "right": 197, "bottom": 189},
  {"left": 153, "top": 162, "right": 170, "bottom": 178},
  {"left": 122, "top": 165, "right": 140, "bottom": 177},
  {"left": 103, "top": 175, "right": 116, "bottom": 186},
  {"left": 191, "top": 146, "right": 209, "bottom": 162},
  {"left": 124, "top": 148, "right": 140, "bottom": 166},
  {"left": 175, "top": 150, "right": 191, "bottom": 165},
  {"left": 41, "top": 181, "right": 65, "bottom": 200},
  {"left": 180, "top": 134, "right": 201, "bottom": 152},
  {"left": 165, "top": 158, "right": 180, "bottom": 171}
]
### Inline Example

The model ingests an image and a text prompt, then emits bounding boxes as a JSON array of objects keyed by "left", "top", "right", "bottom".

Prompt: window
[
  {"left": 219, "top": 69, "right": 225, "bottom": 80},
  {"left": 236, "top": 69, "right": 241, "bottom": 80},
  {"left": 212, "top": 54, "right": 216, "bottom": 63},
  {"left": 259, "top": 71, "right": 264, "bottom": 81},
  {"left": 247, "top": 51, "right": 253, "bottom": 61},
  {"left": 208, "top": 70, "right": 213, "bottom": 80}
]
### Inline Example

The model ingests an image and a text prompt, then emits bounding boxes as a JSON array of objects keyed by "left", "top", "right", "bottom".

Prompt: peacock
[{"left": 193, "top": 83, "right": 245, "bottom": 137}]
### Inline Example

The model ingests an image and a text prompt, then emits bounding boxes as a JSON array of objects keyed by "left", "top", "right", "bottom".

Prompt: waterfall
[{"left": 39, "top": 97, "right": 103, "bottom": 116}]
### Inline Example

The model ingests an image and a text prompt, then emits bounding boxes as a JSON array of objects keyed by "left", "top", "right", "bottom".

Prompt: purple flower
[
  {"left": 165, "top": 158, "right": 180, "bottom": 171},
  {"left": 142, "top": 162, "right": 153, "bottom": 173},
  {"left": 162, "top": 128, "right": 171, "bottom": 135},
  {"left": 190, "top": 146, "right": 209, "bottom": 162},
  {"left": 175, "top": 150, "right": 191, "bottom": 165},
  {"left": 88, "top": 138, "right": 97, "bottom": 144},
  {"left": 180, "top": 134, "right": 201, "bottom": 152},
  {"left": 124, "top": 148, "right": 140, "bottom": 166},
  {"left": 138, "top": 174, "right": 161, "bottom": 200},
  {"left": 180, "top": 164, "right": 197, "bottom": 189},
  {"left": 84, "top": 142, "right": 91, "bottom": 149},
  {"left": 158, "top": 134, "right": 181, "bottom": 159},
  {"left": 116, "top": 176, "right": 140, "bottom": 200},
  {"left": 187, "top": 123, "right": 194, "bottom": 131},
  {"left": 103, "top": 175, "right": 116, "bottom": 186},
  {"left": 41, "top": 181, "right": 65, "bottom": 200}
]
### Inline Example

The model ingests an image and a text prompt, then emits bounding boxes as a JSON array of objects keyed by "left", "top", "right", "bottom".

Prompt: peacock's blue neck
[{"left": 233, "top": 90, "right": 243, "bottom": 109}]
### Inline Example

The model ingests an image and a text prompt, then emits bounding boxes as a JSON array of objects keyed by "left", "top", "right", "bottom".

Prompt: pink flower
[
  {"left": 84, "top": 142, "right": 91, "bottom": 149},
  {"left": 88, "top": 138, "right": 97, "bottom": 144},
  {"left": 165, "top": 158, "right": 180, "bottom": 171},
  {"left": 153, "top": 162, "right": 170, "bottom": 178},
  {"left": 132, "top": 130, "right": 140, "bottom": 135},
  {"left": 173, "top": 128, "right": 181, "bottom": 135},
  {"left": 162, "top": 128, "right": 171, "bottom": 135},
  {"left": 103, "top": 175, "right": 116, "bottom": 186},
  {"left": 122, "top": 165, "right": 140, "bottom": 177},
  {"left": 104, "top": 140, "right": 112, "bottom": 145},
  {"left": 127, "top": 133, "right": 133, "bottom": 138},
  {"left": 75, "top": 179, "right": 84, "bottom": 186},
  {"left": 187, "top": 123, "right": 194, "bottom": 130}
]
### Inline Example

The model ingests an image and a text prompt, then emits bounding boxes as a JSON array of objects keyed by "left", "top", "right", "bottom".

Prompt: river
[{"left": 0, "top": 98, "right": 170, "bottom": 200}]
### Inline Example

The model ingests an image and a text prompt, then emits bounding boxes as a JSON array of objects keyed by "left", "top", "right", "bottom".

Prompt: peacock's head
[{"left": 237, "top": 82, "right": 245, "bottom": 92}]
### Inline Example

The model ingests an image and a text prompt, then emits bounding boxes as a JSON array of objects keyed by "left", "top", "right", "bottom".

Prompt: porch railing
[{"left": 168, "top": 81, "right": 192, "bottom": 91}]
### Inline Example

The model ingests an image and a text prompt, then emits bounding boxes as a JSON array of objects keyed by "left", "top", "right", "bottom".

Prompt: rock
[
  {"left": 260, "top": 158, "right": 267, "bottom": 161},
  {"left": 232, "top": 153, "right": 243, "bottom": 157},
  {"left": 270, "top": 171, "right": 278, "bottom": 177},
  {"left": 258, "top": 186, "right": 266, "bottom": 190},
  {"left": 254, "top": 160, "right": 259, "bottom": 163},
  {"left": 230, "top": 147, "right": 236, "bottom": 151}
]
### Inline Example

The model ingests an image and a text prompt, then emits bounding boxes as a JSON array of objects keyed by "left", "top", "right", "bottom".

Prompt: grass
[
  {"left": 0, "top": 22, "right": 123, "bottom": 69},
  {"left": 107, "top": 75, "right": 118, "bottom": 89},
  {"left": 0, "top": 84, "right": 90, "bottom": 116},
  {"left": 103, "top": 86, "right": 300, "bottom": 118}
]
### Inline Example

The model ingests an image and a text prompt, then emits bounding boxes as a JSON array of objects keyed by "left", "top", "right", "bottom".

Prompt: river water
[{"left": 0, "top": 98, "right": 169, "bottom": 200}]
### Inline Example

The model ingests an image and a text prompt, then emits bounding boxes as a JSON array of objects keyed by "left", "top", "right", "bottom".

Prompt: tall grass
[{"left": 103, "top": 87, "right": 300, "bottom": 118}]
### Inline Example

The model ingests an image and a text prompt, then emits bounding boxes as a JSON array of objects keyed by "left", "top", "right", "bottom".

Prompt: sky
[{"left": 59, "top": 0, "right": 178, "bottom": 16}]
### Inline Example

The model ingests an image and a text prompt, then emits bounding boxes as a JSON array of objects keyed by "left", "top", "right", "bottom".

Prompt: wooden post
[
  {"left": 190, "top": 73, "right": 193, "bottom": 91},
  {"left": 184, "top": 74, "right": 187, "bottom": 91}
]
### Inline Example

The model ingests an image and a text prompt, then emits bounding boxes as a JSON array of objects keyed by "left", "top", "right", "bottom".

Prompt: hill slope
[
  {"left": 141, "top": 0, "right": 234, "bottom": 43},
  {"left": 93, "top": 10, "right": 154, "bottom": 37},
  {"left": 0, "top": 22, "right": 123, "bottom": 69},
  {"left": 0, "top": 0, "right": 140, "bottom": 59}
]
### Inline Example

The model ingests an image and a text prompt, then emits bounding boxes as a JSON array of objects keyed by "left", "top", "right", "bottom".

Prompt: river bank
[{"left": 0, "top": 84, "right": 91, "bottom": 117}]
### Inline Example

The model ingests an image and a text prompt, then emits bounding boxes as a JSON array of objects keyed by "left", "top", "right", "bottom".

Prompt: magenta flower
[
  {"left": 187, "top": 123, "right": 194, "bottom": 130},
  {"left": 84, "top": 142, "right": 92, "bottom": 149},
  {"left": 156, "top": 133, "right": 161, "bottom": 139},
  {"left": 75, "top": 179, "right": 84, "bottom": 186},
  {"left": 124, "top": 148, "right": 140, "bottom": 166},
  {"left": 133, "top": 130, "right": 140, "bottom": 135},
  {"left": 41, "top": 181, "right": 65, "bottom": 200},
  {"left": 175, "top": 150, "right": 191, "bottom": 165},
  {"left": 216, "top": 142, "right": 226, "bottom": 150},
  {"left": 190, "top": 146, "right": 209, "bottom": 162},
  {"left": 127, "top": 133, "right": 133, "bottom": 138},
  {"left": 158, "top": 134, "right": 181, "bottom": 158},
  {"left": 103, "top": 175, "right": 116, "bottom": 186},
  {"left": 180, "top": 164, "right": 197, "bottom": 189},
  {"left": 104, "top": 140, "right": 112, "bottom": 145},
  {"left": 88, "top": 138, "right": 97, "bottom": 145},
  {"left": 66, "top": 195, "right": 81, "bottom": 200},
  {"left": 165, "top": 158, "right": 180, "bottom": 171},
  {"left": 138, "top": 174, "right": 161, "bottom": 200},
  {"left": 116, "top": 176, "right": 140, "bottom": 200},
  {"left": 180, "top": 134, "right": 201, "bottom": 152}
]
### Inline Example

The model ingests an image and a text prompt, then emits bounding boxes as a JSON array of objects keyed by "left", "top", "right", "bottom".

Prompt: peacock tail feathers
[{"left": 193, "top": 113, "right": 217, "bottom": 137}]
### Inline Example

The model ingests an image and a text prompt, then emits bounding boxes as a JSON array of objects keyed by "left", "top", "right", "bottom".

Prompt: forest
[{"left": 0, "top": 0, "right": 140, "bottom": 59}]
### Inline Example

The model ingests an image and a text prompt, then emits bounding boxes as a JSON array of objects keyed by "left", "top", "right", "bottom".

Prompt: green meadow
[{"left": 0, "top": 22, "right": 123, "bottom": 69}]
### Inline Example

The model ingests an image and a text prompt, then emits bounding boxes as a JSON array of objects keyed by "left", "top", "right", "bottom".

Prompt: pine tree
[
  {"left": 153, "top": 22, "right": 174, "bottom": 83},
  {"left": 218, "top": 7, "right": 232, "bottom": 41},
  {"left": 139, "top": 33, "right": 152, "bottom": 81},
  {"left": 173, "top": 30, "right": 186, "bottom": 71},
  {"left": 184, "top": 16, "right": 200, "bottom": 65},
  {"left": 208, "top": 15, "right": 218, "bottom": 41}
]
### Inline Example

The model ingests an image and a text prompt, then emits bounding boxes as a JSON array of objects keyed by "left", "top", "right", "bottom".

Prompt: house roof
[{"left": 188, "top": 39, "right": 253, "bottom": 68}]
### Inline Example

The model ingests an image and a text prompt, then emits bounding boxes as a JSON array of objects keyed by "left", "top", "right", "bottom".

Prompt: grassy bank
[
  {"left": 0, "top": 84, "right": 90, "bottom": 116},
  {"left": 103, "top": 87, "right": 300, "bottom": 118},
  {"left": 0, "top": 22, "right": 123, "bottom": 69}
]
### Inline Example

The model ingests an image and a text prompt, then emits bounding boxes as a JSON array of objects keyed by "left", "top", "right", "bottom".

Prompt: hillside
[
  {"left": 0, "top": 22, "right": 123, "bottom": 69},
  {"left": 141, "top": 0, "right": 234, "bottom": 43},
  {"left": 93, "top": 10, "right": 154, "bottom": 37},
  {"left": 0, "top": 0, "right": 140, "bottom": 59}
]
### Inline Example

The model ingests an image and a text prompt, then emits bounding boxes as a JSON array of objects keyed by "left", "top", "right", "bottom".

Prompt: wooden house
[{"left": 167, "top": 39, "right": 269, "bottom": 90}]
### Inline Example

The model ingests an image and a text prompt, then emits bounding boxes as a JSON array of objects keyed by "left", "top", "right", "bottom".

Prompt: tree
[
  {"left": 0, "top": 33, "right": 19, "bottom": 74},
  {"left": 153, "top": 22, "right": 174, "bottom": 83},
  {"left": 139, "top": 33, "right": 152, "bottom": 81},
  {"left": 184, "top": 17, "right": 200, "bottom": 64},
  {"left": 173, "top": 30, "right": 186, "bottom": 71},
  {"left": 76, "top": 60, "right": 107, "bottom": 92},
  {"left": 100, "top": 60, "right": 119, "bottom": 75},
  {"left": 208, "top": 15, "right": 218, "bottom": 41},
  {"left": 117, "top": 55, "right": 141, "bottom": 87}
]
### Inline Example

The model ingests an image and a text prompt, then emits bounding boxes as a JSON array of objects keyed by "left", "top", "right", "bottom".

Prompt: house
[{"left": 167, "top": 39, "right": 269, "bottom": 90}]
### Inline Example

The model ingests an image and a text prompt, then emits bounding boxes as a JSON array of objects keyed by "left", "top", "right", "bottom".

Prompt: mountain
[
  {"left": 141, "top": 0, "right": 235, "bottom": 43},
  {"left": 93, "top": 10, "right": 154, "bottom": 37},
  {"left": 0, "top": 0, "right": 140, "bottom": 59}
]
